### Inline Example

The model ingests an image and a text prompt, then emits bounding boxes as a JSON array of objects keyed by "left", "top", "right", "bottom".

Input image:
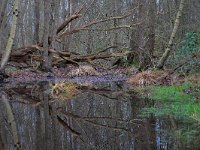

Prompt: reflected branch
[
  {"left": 58, "top": 109, "right": 129, "bottom": 122},
  {"left": 57, "top": 108, "right": 130, "bottom": 133},
  {"left": 57, "top": 115, "right": 81, "bottom": 137},
  {"left": 83, "top": 119, "right": 129, "bottom": 132}
]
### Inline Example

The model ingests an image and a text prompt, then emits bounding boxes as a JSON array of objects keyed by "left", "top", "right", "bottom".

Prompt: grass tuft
[{"left": 50, "top": 82, "right": 78, "bottom": 100}]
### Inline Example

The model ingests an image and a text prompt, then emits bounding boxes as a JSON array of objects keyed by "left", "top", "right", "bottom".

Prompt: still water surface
[{"left": 0, "top": 79, "right": 199, "bottom": 150}]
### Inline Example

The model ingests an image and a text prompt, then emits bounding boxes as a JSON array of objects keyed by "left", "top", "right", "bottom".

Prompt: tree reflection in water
[{"left": 0, "top": 80, "right": 199, "bottom": 150}]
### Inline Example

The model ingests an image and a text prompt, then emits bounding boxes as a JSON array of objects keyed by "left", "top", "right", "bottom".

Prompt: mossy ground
[
  {"left": 140, "top": 82, "right": 200, "bottom": 123},
  {"left": 138, "top": 82, "right": 200, "bottom": 147}
]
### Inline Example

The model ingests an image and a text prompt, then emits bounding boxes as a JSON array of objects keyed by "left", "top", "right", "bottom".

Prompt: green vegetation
[
  {"left": 139, "top": 83, "right": 200, "bottom": 148},
  {"left": 174, "top": 32, "right": 200, "bottom": 73},
  {"left": 141, "top": 83, "right": 200, "bottom": 123}
]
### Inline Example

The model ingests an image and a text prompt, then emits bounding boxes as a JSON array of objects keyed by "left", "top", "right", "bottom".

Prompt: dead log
[{"left": 6, "top": 44, "right": 132, "bottom": 68}]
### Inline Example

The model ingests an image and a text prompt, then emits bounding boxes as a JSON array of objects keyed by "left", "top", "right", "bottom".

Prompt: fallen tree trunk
[{"left": 4, "top": 45, "right": 132, "bottom": 68}]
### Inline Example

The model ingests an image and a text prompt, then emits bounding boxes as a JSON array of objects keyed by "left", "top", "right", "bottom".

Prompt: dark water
[{"left": 0, "top": 78, "right": 200, "bottom": 150}]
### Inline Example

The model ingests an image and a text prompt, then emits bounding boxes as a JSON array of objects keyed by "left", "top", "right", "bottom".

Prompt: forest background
[{"left": 0, "top": 0, "right": 200, "bottom": 78}]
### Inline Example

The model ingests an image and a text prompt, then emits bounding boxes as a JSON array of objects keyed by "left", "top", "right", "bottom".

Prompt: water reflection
[{"left": 0, "top": 80, "right": 199, "bottom": 150}]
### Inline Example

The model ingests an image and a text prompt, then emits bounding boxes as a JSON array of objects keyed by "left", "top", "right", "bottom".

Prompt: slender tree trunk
[
  {"left": 0, "top": 0, "right": 20, "bottom": 72},
  {"left": 0, "top": 0, "right": 8, "bottom": 31},
  {"left": 148, "top": 0, "right": 156, "bottom": 57},
  {"left": 18, "top": 0, "right": 26, "bottom": 47},
  {"left": 128, "top": 0, "right": 141, "bottom": 65},
  {"left": 112, "top": 0, "right": 119, "bottom": 52},
  {"left": 48, "top": 0, "right": 56, "bottom": 70},
  {"left": 156, "top": 0, "right": 185, "bottom": 69},
  {"left": 129, "top": 0, "right": 146, "bottom": 69},
  {"left": 87, "top": 30, "right": 92, "bottom": 54},
  {"left": 43, "top": 0, "right": 50, "bottom": 70},
  {"left": 143, "top": 0, "right": 156, "bottom": 68},
  {"left": 34, "top": 0, "right": 40, "bottom": 43},
  {"left": 63, "top": 0, "right": 73, "bottom": 52}
]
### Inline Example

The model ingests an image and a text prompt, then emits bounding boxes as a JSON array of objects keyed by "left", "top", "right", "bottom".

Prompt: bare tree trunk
[
  {"left": 0, "top": 0, "right": 20, "bottom": 72},
  {"left": 143, "top": 0, "right": 156, "bottom": 68},
  {"left": 112, "top": 0, "right": 119, "bottom": 51},
  {"left": 63, "top": 0, "right": 74, "bottom": 52},
  {"left": 129, "top": 0, "right": 146, "bottom": 69},
  {"left": 48, "top": 0, "right": 56, "bottom": 70},
  {"left": 157, "top": 0, "right": 185, "bottom": 69},
  {"left": 34, "top": 0, "right": 40, "bottom": 43},
  {"left": 0, "top": 0, "right": 8, "bottom": 31},
  {"left": 148, "top": 0, "right": 156, "bottom": 57},
  {"left": 17, "top": 0, "right": 27, "bottom": 47},
  {"left": 86, "top": 30, "right": 92, "bottom": 54},
  {"left": 43, "top": 0, "right": 50, "bottom": 70}
]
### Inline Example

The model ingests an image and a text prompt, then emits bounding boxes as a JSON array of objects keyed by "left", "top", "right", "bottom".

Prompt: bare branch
[
  {"left": 58, "top": 8, "right": 137, "bottom": 39},
  {"left": 56, "top": 13, "right": 82, "bottom": 34}
]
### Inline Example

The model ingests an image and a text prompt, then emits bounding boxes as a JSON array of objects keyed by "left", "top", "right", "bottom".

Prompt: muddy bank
[{"left": 1, "top": 65, "right": 134, "bottom": 85}]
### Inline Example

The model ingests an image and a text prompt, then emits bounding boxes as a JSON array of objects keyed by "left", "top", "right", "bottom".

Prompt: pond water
[{"left": 0, "top": 78, "right": 200, "bottom": 150}]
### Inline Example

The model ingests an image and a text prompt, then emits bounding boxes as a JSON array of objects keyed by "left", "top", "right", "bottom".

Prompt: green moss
[
  {"left": 140, "top": 83, "right": 200, "bottom": 122},
  {"left": 139, "top": 83, "right": 200, "bottom": 146}
]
